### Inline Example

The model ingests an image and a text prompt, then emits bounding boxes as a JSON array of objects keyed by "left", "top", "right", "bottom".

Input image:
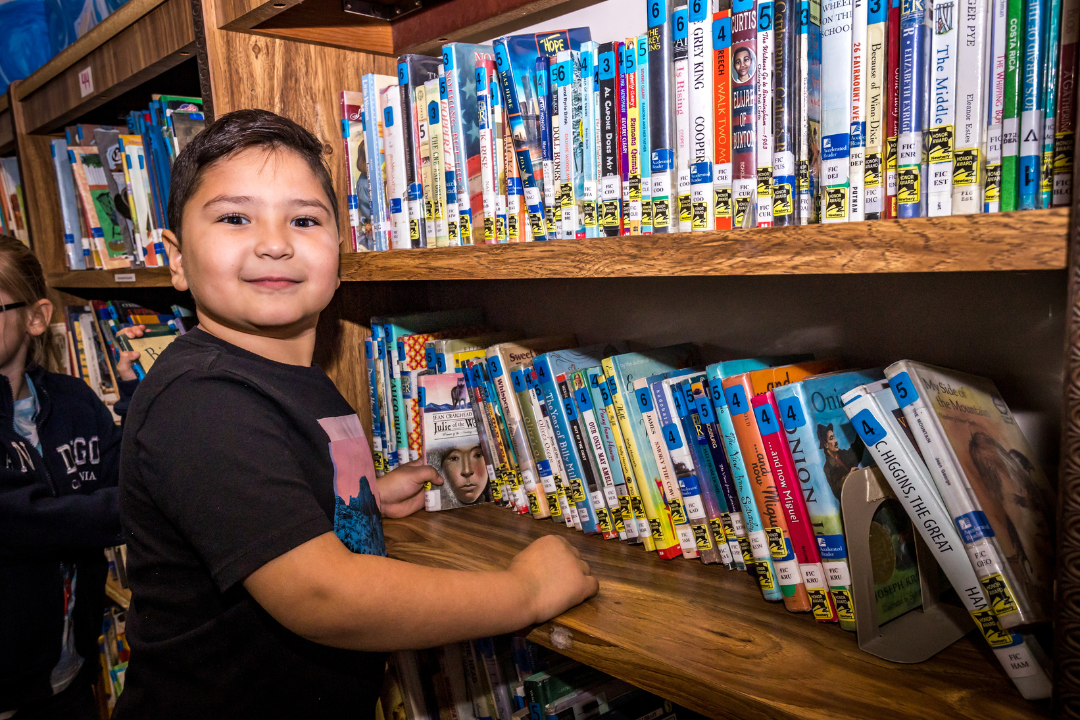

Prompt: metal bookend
[{"left": 841, "top": 467, "right": 972, "bottom": 663}]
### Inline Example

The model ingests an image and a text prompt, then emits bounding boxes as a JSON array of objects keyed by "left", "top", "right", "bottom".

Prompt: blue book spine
[
  {"left": 1019, "top": 0, "right": 1047, "bottom": 208},
  {"left": 533, "top": 355, "right": 599, "bottom": 533},
  {"left": 365, "top": 338, "right": 385, "bottom": 475},
  {"left": 637, "top": 36, "right": 653, "bottom": 233},
  {"left": 536, "top": 55, "right": 557, "bottom": 240},
  {"left": 897, "top": 0, "right": 932, "bottom": 217},
  {"left": 494, "top": 40, "right": 551, "bottom": 240},
  {"left": 363, "top": 76, "right": 390, "bottom": 250}
]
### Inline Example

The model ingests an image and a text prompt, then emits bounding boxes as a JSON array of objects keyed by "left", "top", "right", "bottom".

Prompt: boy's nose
[{"left": 254, "top": 225, "right": 295, "bottom": 259}]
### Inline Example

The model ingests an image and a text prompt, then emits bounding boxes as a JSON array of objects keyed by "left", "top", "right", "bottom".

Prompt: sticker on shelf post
[
  {"left": 78, "top": 67, "right": 94, "bottom": 97},
  {"left": 114, "top": 273, "right": 136, "bottom": 283}
]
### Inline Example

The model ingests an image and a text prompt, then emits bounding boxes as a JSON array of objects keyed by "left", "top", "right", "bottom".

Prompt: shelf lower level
[
  {"left": 341, "top": 208, "right": 1068, "bottom": 282},
  {"left": 384, "top": 504, "right": 1046, "bottom": 720},
  {"left": 47, "top": 267, "right": 173, "bottom": 289}
]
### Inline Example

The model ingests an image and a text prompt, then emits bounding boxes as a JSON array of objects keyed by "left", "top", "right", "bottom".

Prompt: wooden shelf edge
[
  {"left": 0, "top": 108, "right": 13, "bottom": 156},
  {"left": 47, "top": 268, "right": 174, "bottom": 289},
  {"left": 339, "top": 208, "right": 1069, "bottom": 282},
  {"left": 13, "top": 0, "right": 173, "bottom": 103}
]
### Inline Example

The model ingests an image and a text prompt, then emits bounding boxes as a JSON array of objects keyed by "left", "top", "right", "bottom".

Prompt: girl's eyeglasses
[{"left": 0, "top": 301, "right": 27, "bottom": 314}]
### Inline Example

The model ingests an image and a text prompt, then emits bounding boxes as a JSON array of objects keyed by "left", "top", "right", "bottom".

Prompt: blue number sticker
[
  {"left": 755, "top": 403, "right": 780, "bottom": 436},
  {"left": 662, "top": 423, "right": 683, "bottom": 450},
  {"left": 690, "top": 0, "right": 708, "bottom": 23},
  {"left": 418, "top": 386, "right": 426, "bottom": 407},
  {"left": 476, "top": 67, "right": 487, "bottom": 90},
  {"left": 439, "top": 76, "right": 448, "bottom": 99},
  {"left": 851, "top": 409, "right": 888, "bottom": 445},
  {"left": 697, "top": 398, "right": 716, "bottom": 423},
  {"left": 563, "top": 394, "right": 579, "bottom": 421},
  {"left": 436, "top": 354, "right": 447, "bottom": 374},
  {"left": 648, "top": 0, "right": 665, "bottom": 27},
  {"left": 673, "top": 7, "right": 688, "bottom": 40},
  {"left": 672, "top": 390, "right": 686, "bottom": 417},
  {"left": 576, "top": 387, "right": 593, "bottom": 411},
  {"left": 889, "top": 371, "right": 919, "bottom": 409},
  {"left": 442, "top": 48, "right": 452, "bottom": 69},
  {"left": 607, "top": 376, "right": 618, "bottom": 398},
  {"left": 777, "top": 397, "right": 806, "bottom": 429},
  {"left": 580, "top": 51, "right": 593, "bottom": 77},
  {"left": 384, "top": 106, "right": 394, "bottom": 128},
  {"left": 724, "top": 384, "right": 749, "bottom": 415},
  {"left": 598, "top": 51, "right": 616, "bottom": 81},
  {"left": 397, "top": 62, "right": 407, "bottom": 85},
  {"left": 709, "top": 378, "right": 726, "bottom": 406},
  {"left": 511, "top": 368, "right": 525, "bottom": 393},
  {"left": 636, "top": 388, "right": 654, "bottom": 413},
  {"left": 535, "top": 360, "right": 549, "bottom": 382},
  {"left": 425, "top": 347, "right": 436, "bottom": 369},
  {"left": 758, "top": 1, "right": 773, "bottom": 31},
  {"left": 599, "top": 383, "right": 612, "bottom": 406},
  {"left": 427, "top": 101, "right": 439, "bottom": 125},
  {"left": 553, "top": 60, "right": 572, "bottom": 87},
  {"left": 488, "top": 355, "right": 504, "bottom": 378},
  {"left": 396, "top": 340, "right": 406, "bottom": 363}
]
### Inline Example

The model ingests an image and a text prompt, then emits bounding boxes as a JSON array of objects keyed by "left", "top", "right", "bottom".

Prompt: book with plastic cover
[{"left": 421, "top": 373, "right": 493, "bottom": 511}]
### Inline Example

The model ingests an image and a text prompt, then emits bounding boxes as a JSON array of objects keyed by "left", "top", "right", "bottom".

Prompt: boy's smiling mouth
[{"left": 246, "top": 276, "right": 303, "bottom": 289}]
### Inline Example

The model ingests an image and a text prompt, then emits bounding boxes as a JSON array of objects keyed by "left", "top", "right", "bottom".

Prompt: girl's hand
[
  {"left": 377, "top": 460, "right": 441, "bottom": 519},
  {"left": 115, "top": 325, "right": 146, "bottom": 382}
]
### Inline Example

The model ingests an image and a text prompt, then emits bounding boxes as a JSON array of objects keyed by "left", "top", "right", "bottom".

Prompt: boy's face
[{"left": 165, "top": 146, "right": 339, "bottom": 337}]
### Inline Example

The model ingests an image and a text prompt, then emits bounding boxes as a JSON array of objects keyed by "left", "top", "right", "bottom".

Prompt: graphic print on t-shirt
[{"left": 318, "top": 414, "right": 386, "bottom": 556}]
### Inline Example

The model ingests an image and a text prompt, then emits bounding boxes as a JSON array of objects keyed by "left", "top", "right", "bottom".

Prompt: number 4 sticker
[{"left": 850, "top": 409, "right": 888, "bottom": 445}]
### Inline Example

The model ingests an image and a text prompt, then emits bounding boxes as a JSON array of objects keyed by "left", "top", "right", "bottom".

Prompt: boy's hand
[
  {"left": 377, "top": 460, "right": 441, "bottom": 519},
  {"left": 114, "top": 325, "right": 146, "bottom": 382},
  {"left": 508, "top": 535, "right": 599, "bottom": 624}
]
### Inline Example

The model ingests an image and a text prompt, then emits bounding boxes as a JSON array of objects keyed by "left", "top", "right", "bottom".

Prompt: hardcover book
[{"left": 421, "top": 373, "right": 493, "bottom": 511}]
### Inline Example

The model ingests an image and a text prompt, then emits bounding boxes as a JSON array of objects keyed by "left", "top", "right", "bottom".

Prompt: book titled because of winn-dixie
[{"left": 421, "top": 372, "right": 493, "bottom": 511}]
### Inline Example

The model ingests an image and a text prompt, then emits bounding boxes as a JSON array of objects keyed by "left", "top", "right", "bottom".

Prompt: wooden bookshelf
[
  {"left": 105, "top": 577, "right": 131, "bottom": 610},
  {"left": 339, "top": 208, "right": 1068, "bottom": 281},
  {"left": 0, "top": 96, "right": 13, "bottom": 155},
  {"left": 12, "top": 0, "right": 197, "bottom": 135},
  {"left": 385, "top": 504, "right": 1045, "bottom": 720},
  {"left": 216, "top": 0, "right": 579, "bottom": 56},
  {"left": 46, "top": 268, "right": 173, "bottom": 289}
]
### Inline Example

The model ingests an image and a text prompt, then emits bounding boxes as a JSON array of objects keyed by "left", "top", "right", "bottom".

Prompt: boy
[{"left": 115, "top": 110, "right": 597, "bottom": 718}]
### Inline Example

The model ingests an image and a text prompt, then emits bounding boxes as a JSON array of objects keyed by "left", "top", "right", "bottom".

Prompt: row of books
[
  {"left": 53, "top": 300, "right": 191, "bottom": 414},
  {"left": 385, "top": 637, "right": 687, "bottom": 720},
  {"left": 50, "top": 95, "right": 206, "bottom": 271},
  {"left": 98, "top": 605, "right": 130, "bottom": 714},
  {"left": 343, "top": 0, "right": 1079, "bottom": 251},
  {"left": 0, "top": 156, "right": 28, "bottom": 243},
  {"left": 362, "top": 309, "right": 1054, "bottom": 699}
]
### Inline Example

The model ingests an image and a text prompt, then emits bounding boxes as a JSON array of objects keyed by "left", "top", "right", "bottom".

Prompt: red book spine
[{"left": 753, "top": 391, "right": 839, "bottom": 623}]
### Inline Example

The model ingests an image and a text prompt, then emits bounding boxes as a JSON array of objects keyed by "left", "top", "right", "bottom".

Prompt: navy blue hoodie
[{"left": 0, "top": 365, "right": 136, "bottom": 711}]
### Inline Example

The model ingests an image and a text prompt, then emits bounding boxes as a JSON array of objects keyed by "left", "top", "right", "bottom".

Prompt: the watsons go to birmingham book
[{"left": 421, "top": 372, "right": 493, "bottom": 511}]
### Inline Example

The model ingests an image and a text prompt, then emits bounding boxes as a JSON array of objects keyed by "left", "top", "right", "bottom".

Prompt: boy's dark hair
[{"left": 167, "top": 109, "right": 339, "bottom": 239}]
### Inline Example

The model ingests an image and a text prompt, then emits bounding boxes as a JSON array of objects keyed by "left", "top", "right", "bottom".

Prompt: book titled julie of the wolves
[{"left": 421, "top": 372, "right": 493, "bottom": 511}]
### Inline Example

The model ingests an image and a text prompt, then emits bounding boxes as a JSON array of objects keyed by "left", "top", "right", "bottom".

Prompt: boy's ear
[
  {"left": 26, "top": 298, "right": 53, "bottom": 338},
  {"left": 162, "top": 230, "right": 188, "bottom": 292}
]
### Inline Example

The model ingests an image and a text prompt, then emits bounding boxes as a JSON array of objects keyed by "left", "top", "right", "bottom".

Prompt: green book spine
[{"left": 1001, "top": 0, "right": 1025, "bottom": 211}]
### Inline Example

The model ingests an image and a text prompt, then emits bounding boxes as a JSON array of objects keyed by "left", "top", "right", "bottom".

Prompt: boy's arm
[
  {"left": 244, "top": 532, "right": 598, "bottom": 652},
  {"left": 0, "top": 471, "right": 122, "bottom": 550}
]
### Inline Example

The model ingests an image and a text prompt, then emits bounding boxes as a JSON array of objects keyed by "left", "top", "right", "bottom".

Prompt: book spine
[
  {"left": 463, "top": 365, "right": 502, "bottom": 505},
  {"left": 51, "top": 140, "right": 87, "bottom": 270},
  {"left": 589, "top": 370, "right": 638, "bottom": 539},
  {"left": 669, "top": 381, "right": 731, "bottom": 564},
  {"left": 1042, "top": 0, "right": 1065, "bottom": 208},
  {"left": 550, "top": 57, "right": 564, "bottom": 240},
  {"left": 532, "top": 373, "right": 580, "bottom": 528},
  {"left": 493, "top": 39, "right": 550, "bottom": 241},
  {"left": 886, "top": 0, "right": 901, "bottom": 216},
  {"left": 364, "top": 77, "right": 390, "bottom": 250},
  {"left": 708, "top": 374, "right": 783, "bottom": 600},
  {"left": 534, "top": 356, "right": 599, "bottom": 533},
  {"left": 886, "top": 365, "right": 1031, "bottom": 627},
  {"left": 558, "top": 52, "right": 583, "bottom": 239},
  {"left": 732, "top": 0, "right": 760, "bottom": 227},
  {"left": 425, "top": 79, "right": 449, "bottom": 247},
  {"left": 637, "top": 378, "right": 699, "bottom": 558},
  {"left": 515, "top": 369, "right": 562, "bottom": 519},
  {"left": 366, "top": 339, "right": 386, "bottom": 476},
  {"left": 599, "top": 43, "right": 623, "bottom": 236},
  {"left": 571, "top": 51, "right": 587, "bottom": 239},
  {"left": 821, "top": 0, "right": 853, "bottom": 222},
  {"left": 603, "top": 357, "right": 680, "bottom": 556},
  {"left": 897, "top": 0, "right": 932, "bottom": 217},
  {"left": 536, "top": 56, "right": 557, "bottom": 242},
  {"left": 496, "top": 83, "right": 511, "bottom": 244},
  {"left": 445, "top": 47, "right": 478, "bottom": 245},
  {"left": 843, "top": 387, "right": 1052, "bottom": 701},
  {"left": 558, "top": 373, "right": 610, "bottom": 535},
  {"left": 581, "top": 46, "right": 601, "bottom": 238},
  {"left": 649, "top": 0, "right": 679, "bottom": 232},
  {"left": 715, "top": 7, "right": 735, "bottom": 229},
  {"left": 848, "top": 0, "right": 868, "bottom": 221},
  {"left": 480, "top": 66, "right": 498, "bottom": 244},
  {"left": 691, "top": 385, "right": 750, "bottom": 569},
  {"left": 953, "top": 0, "right": 991, "bottom": 214},
  {"left": 440, "top": 72, "right": 461, "bottom": 246},
  {"left": 754, "top": 392, "right": 838, "bottom": 622},
  {"left": 927, "top": 0, "right": 958, "bottom": 217},
  {"left": 602, "top": 368, "right": 657, "bottom": 547},
  {"left": 416, "top": 84, "right": 436, "bottom": 243},
  {"left": 638, "top": 36, "right": 655, "bottom": 233},
  {"left": 481, "top": 362, "right": 527, "bottom": 510},
  {"left": 690, "top": 0, "right": 717, "bottom": 230},
  {"left": 755, "top": 0, "right": 776, "bottom": 226},
  {"left": 723, "top": 376, "right": 809, "bottom": 610},
  {"left": 865, "top": 0, "right": 888, "bottom": 219},
  {"left": 626, "top": 40, "right": 645, "bottom": 236},
  {"left": 1018, "top": 0, "right": 1045, "bottom": 209},
  {"left": 399, "top": 61, "right": 426, "bottom": 248},
  {"left": 1055, "top": 0, "right": 1080, "bottom": 205},
  {"left": 489, "top": 355, "right": 550, "bottom": 519},
  {"left": 571, "top": 372, "right": 622, "bottom": 539},
  {"left": 674, "top": 1, "right": 694, "bottom": 231},
  {"left": 1001, "top": 0, "right": 1025, "bottom": 209},
  {"left": 383, "top": 88, "right": 412, "bottom": 249},
  {"left": 986, "top": 0, "right": 1008, "bottom": 212},
  {"left": 773, "top": 0, "right": 798, "bottom": 225},
  {"left": 619, "top": 42, "right": 633, "bottom": 235}
]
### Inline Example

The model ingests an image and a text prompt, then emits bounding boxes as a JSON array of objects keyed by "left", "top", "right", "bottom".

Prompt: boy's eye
[
  {"left": 293, "top": 216, "right": 320, "bottom": 228},
  {"left": 218, "top": 214, "right": 249, "bottom": 226}
]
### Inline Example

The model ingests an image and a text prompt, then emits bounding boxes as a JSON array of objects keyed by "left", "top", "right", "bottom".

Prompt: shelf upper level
[
  {"left": 384, "top": 504, "right": 1045, "bottom": 720},
  {"left": 12, "top": 0, "right": 197, "bottom": 135},
  {"left": 47, "top": 268, "right": 173, "bottom": 289},
  {"left": 217, "top": 0, "right": 579, "bottom": 57},
  {"left": 339, "top": 208, "right": 1068, "bottom": 281}
]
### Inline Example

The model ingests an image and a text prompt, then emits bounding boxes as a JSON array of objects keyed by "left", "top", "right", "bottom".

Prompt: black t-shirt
[{"left": 115, "top": 329, "right": 387, "bottom": 719}]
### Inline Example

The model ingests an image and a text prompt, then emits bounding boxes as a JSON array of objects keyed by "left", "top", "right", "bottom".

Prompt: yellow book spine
[{"left": 601, "top": 368, "right": 651, "bottom": 547}]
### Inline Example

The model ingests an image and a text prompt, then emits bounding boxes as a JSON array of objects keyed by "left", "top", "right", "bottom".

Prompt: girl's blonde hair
[{"left": 0, "top": 235, "right": 58, "bottom": 371}]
